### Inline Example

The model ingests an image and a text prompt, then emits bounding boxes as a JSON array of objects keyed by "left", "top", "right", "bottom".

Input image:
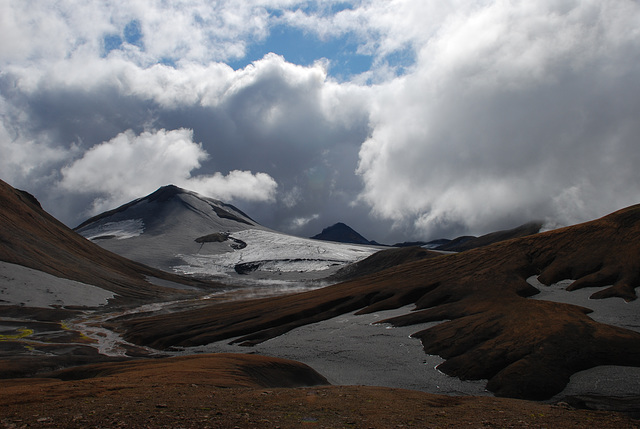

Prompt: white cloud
[
  {"left": 279, "top": 1, "right": 458, "bottom": 73},
  {"left": 0, "top": 1, "right": 280, "bottom": 67},
  {"left": 60, "top": 129, "right": 203, "bottom": 196},
  {"left": 1, "top": 45, "right": 371, "bottom": 230},
  {"left": 59, "top": 129, "right": 277, "bottom": 215},
  {"left": 289, "top": 214, "right": 320, "bottom": 230},
  {"left": 0, "top": 123, "right": 69, "bottom": 187},
  {"left": 282, "top": 186, "right": 303, "bottom": 208},
  {"left": 356, "top": 0, "right": 640, "bottom": 237},
  {"left": 185, "top": 170, "right": 277, "bottom": 203}
]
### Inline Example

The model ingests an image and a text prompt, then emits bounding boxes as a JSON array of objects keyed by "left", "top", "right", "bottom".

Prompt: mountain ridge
[
  {"left": 435, "top": 221, "right": 544, "bottom": 252},
  {"left": 74, "top": 184, "right": 267, "bottom": 272},
  {"left": 0, "top": 179, "right": 212, "bottom": 302}
]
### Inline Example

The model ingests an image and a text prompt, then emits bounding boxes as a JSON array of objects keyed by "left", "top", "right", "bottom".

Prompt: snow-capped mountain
[
  {"left": 76, "top": 185, "right": 380, "bottom": 283},
  {"left": 75, "top": 185, "right": 263, "bottom": 271},
  {"left": 0, "top": 179, "right": 205, "bottom": 303},
  {"left": 76, "top": 184, "right": 258, "bottom": 239}
]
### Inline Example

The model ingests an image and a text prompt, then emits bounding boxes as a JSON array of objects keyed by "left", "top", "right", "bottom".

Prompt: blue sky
[
  {"left": 103, "top": 20, "right": 144, "bottom": 55},
  {"left": 2, "top": 1, "right": 640, "bottom": 243},
  {"left": 230, "top": 24, "right": 374, "bottom": 80}
]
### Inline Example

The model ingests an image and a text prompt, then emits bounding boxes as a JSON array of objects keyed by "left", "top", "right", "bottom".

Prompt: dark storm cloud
[{"left": 0, "top": 53, "right": 372, "bottom": 239}]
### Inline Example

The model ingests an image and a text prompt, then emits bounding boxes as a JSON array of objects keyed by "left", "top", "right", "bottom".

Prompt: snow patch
[
  {"left": 183, "top": 305, "right": 489, "bottom": 396},
  {"left": 174, "top": 229, "right": 379, "bottom": 277},
  {"left": 81, "top": 219, "right": 144, "bottom": 240},
  {"left": 0, "top": 261, "right": 115, "bottom": 308},
  {"left": 527, "top": 275, "right": 640, "bottom": 333}
]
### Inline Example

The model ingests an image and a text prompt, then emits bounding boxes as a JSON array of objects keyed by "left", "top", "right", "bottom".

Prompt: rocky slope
[
  {"left": 116, "top": 204, "right": 640, "bottom": 400},
  {"left": 435, "top": 221, "right": 543, "bottom": 251},
  {"left": 0, "top": 180, "right": 213, "bottom": 302},
  {"left": 328, "top": 245, "right": 441, "bottom": 281}
]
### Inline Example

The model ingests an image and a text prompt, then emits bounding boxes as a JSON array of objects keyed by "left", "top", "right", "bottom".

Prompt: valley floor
[
  {"left": 3, "top": 250, "right": 640, "bottom": 426},
  {"left": 183, "top": 304, "right": 640, "bottom": 404}
]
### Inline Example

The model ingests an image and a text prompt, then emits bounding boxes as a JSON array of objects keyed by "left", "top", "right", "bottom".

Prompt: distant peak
[
  {"left": 311, "top": 222, "right": 372, "bottom": 245},
  {"left": 318, "top": 222, "right": 355, "bottom": 233}
]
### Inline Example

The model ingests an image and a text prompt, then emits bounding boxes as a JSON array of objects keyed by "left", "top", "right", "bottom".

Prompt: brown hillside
[
  {"left": 116, "top": 204, "right": 640, "bottom": 400},
  {"left": 329, "top": 245, "right": 440, "bottom": 281},
  {"left": 0, "top": 179, "right": 217, "bottom": 302},
  {"left": 0, "top": 354, "right": 636, "bottom": 428}
]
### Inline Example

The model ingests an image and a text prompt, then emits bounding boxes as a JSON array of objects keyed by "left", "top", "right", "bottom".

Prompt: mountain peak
[
  {"left": 76, "top": 185, "right": 256, "bottom": 231},
  {"left": 311, "top": 222, "right": 373, "bottom": 245},
  {"left": 74, "top": 185, "right": 260, "bottom": 271},
  {"left": 148, "top": 184, "right": 184, "bottom": 200},
  {"left": 146, "top": 184, "right": 208, "bottom": 203}
]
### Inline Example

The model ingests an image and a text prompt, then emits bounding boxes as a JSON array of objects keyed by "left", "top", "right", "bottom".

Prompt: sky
[{"left": 2, "top": 1, "right": 640, "bottom": 244}]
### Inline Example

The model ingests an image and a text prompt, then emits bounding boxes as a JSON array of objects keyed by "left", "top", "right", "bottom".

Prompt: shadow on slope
[
  {"left": 2, "top": 359, "right": 636, "bottom": 428},
  {"left": 328, "top": 246, "right": 441, "bottom": 282},
  {"left": 47, "top": 353, "right": 328, "bottom": 388},
  {"left": 435, "top": 221, "right": 543, "bottom": 252}
]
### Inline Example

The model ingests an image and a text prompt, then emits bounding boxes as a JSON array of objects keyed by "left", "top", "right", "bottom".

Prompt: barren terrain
[
  {"left": 116, "top": 204, "right": 640, "bottom": 401},
  {"left": 1, "top": 179, "right": 640, "bottom": 427},
  {"left": 1, "top": 354, "right": 638, "bottom": 429}
]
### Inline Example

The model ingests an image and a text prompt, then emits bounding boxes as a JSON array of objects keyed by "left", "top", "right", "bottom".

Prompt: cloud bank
[
  {"left": 2, "top": 1, "right": 640, "bottom": 242},
  {"left": 357, "top": 0, "right": 640, "bottom": 236}
]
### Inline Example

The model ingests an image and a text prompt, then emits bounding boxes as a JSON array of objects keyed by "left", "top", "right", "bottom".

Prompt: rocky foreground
[{"left": 1, "top": 354, "right": 637, "bottom": 429}]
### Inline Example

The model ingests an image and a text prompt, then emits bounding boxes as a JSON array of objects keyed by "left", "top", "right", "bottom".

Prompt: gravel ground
[{"left": 1, "top": 355, "right": 638, "bottom": 429}]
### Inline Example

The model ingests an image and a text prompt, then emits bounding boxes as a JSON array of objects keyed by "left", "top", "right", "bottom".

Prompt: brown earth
[
  {"left": 0, "top": 179, "right": 220, "bottom": 303},
  {"left": 115, "top": 204, "right": 640, "bottom": 400},
  {"left": 329, "top": 246, "right": 441, "bottom": 282},
  {"left": 0, "top": 353, "right": 637, "bottom": 429}
]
